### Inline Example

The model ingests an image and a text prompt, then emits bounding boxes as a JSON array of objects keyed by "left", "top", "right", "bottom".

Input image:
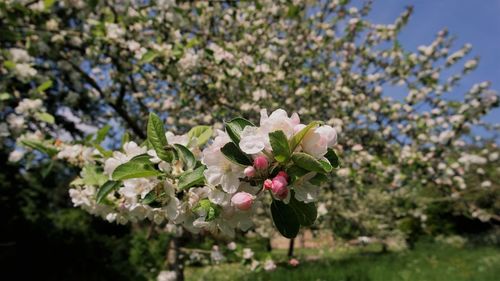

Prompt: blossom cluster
[{"left": 68, "top": 109, "right": 339, "bottom": 238}]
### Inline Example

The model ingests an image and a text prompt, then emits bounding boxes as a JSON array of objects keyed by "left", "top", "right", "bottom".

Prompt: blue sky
[{"left": 367, "top": 0, "right": 499, "bottom": 133}]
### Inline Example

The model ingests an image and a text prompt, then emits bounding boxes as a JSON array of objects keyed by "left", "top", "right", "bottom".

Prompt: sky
[{"left": 367, "top": 0, "right": 500, "bottom": 134}]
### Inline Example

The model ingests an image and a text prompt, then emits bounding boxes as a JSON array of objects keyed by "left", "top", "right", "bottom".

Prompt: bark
[
  {"left": 287, "top": 238, "right": 295, "bottom": 258},
  {"left": 166, "top": 237, "right": 184, "bottom": 281}
]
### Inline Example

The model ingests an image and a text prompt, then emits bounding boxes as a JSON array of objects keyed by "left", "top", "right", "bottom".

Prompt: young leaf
[
  {"left": 81, "top": 165, "right": 108, "bottom": 186},
  {"left": 147, "top": 112, "right": 172, "bottom": 162},
  {"left": 21, "top": 139, "right": 58, "bottom": 157},
  {"left": 193, "top": 199, "right": 221, "bottom": 221},
  {"left": 225, "top": 117, "right": 255, "bottom": 144},
  {"left": 271, "top": 199, "right": 300, "bottom": 239},
  {"left": 142, "top": 191, "right": 157, "bottom": 205},
  {"left": 220, "top": 142, "right": 252, "bottom": 166},
  {"left": 36, "top": 80, "right": 53, "bottom": 92},
  {"left": 188, "top": 125, "right": 213, "bottom": 146},
  {"left": 289, "top": 193, "right": 317, "bottom": 226},
  {"left": 325, "top": 148, "right": 340, "bottom": 168},
  {"left": 291, "top": 152, "right": 328, "bottom": 173},
  {"left": 289, "top": 121, "right": 321, "bottom": 152},
  {"left": 94, "top": 125, "right": 111, "bottom": 144},
  {"left": 35, "top": 112, "right": 55, "bottom": 124},
  {"left": 173, "top": 144, "right": 196, "bottom": 170},
  {"left": 141, "top": 50, "right": 159, "bottom": 63},
  {"left": 96, "top": 180, "right": 121, "bottom": 203},
  {"left": 269, "top": 130, "right": 291, "bottom": 162},
  {"left": 112, "top": 156, "right": 162, "bottom": 180},
  {"left": 319, "top": 159, "right": 333, "bottom": 172},
  {"left": 121, "top": 132, "right": 130, "bottom": 146},
  {"left": 178, "top": 165, "right": 205, "bottom": 190}
]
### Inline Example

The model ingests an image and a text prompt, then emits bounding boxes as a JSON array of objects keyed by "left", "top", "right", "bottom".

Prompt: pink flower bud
[
  {"left": 254, "top": 156, "right": 269, "bottom": 170},
  {"left": 271, "top": 177, "right": 289, "bottom": 200},
  {"left": 289, "top": 258, "right": 300, "bottom": 267},
  {"left": 244, "top": 166, "right": 256, "bottom": 177},
  {"left": 276, "top": 171, "right": 289, "bottom": 182},
  {"left": 231, "top": 192, "right": 253, "bottom": 211},
  {"left": 264, "top": 179, "right": 273, "bottom": 190}
]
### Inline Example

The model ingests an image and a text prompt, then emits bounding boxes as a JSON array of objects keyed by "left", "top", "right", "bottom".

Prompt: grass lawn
[{"left": 185, "top": 242, "right": 500, "bottom": 281}]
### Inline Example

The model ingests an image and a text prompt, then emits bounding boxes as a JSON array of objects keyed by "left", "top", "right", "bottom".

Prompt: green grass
[{"left": 185, "top": 242, "right": 500, "bottom": 281}]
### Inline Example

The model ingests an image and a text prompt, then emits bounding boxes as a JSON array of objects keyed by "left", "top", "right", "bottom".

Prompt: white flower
[
  {"left": 119, "top": 178, "right": 158, "bottom": 199},
  {"left": 202, "top": 131, "right": 244, "bottom": 193},
  {"left": 259, "top": 108, "right": 300, "bottom": 138},
  {"left": 210, "top": 245, "right": 225, "bottom": 263},
  {"left": 263, "top": 259, "right": 277, "bottom": 271},
  {"left": 14, "top": 63, "right": 37, "bottom": 79},
  {"left": 165, "top": 131, "right": 189, "bottom": 146},
  {"left": 242, "top": 248, "right": 254, "bottom": 259},
  {"left": 105, "top": 23, "right": 125, "bottom": 40},
  {"left": 227, "top": 242, "right": 237, "bottom": 250},
  {"left": 239, "top": 126, "right": 269, "bottom": 154},
  {"left": 481, "top": 181, "right": 492, "bottom": 188},
  {"left": 293, "top": 172, "right": 320, "bottom": 203},
  {"left": 157, "top": 271, "right": 177, "bottom": 281},
  {"left": 8, "top": 149, "right": 25, "bottom": 162},
  {"left": 10, "top": 48, "right": 32, "bottom": 63},
  {"left": 163, "top": 181, "right": 180, "bottom": 220},
  {"left": 104, "top": 141, "right": 146, "bottom": 177},
  {"left": 301, "top": 125, "right": 337, "bottom": 158},
  {"left": 252, "top": 89, "right": 267, "bottom": 101}
]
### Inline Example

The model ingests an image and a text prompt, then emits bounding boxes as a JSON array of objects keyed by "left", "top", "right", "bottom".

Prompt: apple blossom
[
  {"left": 244, "top": 166, "right": 256, "bottom": 178},
  {"left": 231, "top": 192, "right": 254, "bottom": 211},
  {"left": 253, "top": 156, "right": 269, "bottom": 170}
]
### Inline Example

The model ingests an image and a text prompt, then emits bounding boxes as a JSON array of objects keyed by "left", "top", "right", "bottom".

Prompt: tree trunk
[
  {"left": 287, "top": 238, "right": 295, "bottom": 258},
  {"left": 166, "top": 237, "right": 184, "bottom": 281},
  {"left": 266, "top": 238, "right": 272, "bottom": 252}
]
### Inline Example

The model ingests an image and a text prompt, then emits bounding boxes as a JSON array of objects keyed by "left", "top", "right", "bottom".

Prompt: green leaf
[
  {"left": 287, "top": 5, "right": 301, "bottom": 18},
  {"left": 0, "top": 93, "right": 11, "bottom": 101},
  {"left": 271, "top": 199, "right": 300, "bottom": 239},
  {"left": 81, "top": 165, "right": 108, "bottom": 186},
  {"left": 41, "top": 160, "right": 54, "bottom": 178},
  {"left": 319, "top": 159, "right": 333, "bottom": 173},
  {"left": 147, "top": 112, "right": 172, "bottom": 162},
  {"left": 187, "top": 125, "right": 212, "bottom": 146},
  {"left": 36, "top": 80, "right": 53, "bottom": 92},
  {"left": 173, "top": 144, "right": 196, "bottom": 170},
  {"left": 289, "top": 121, "right": 321, "bottom": 152},
  {"left": 3, "top": 60, "right": 15, "bottom": 70},
  {"left": 142, "top": 191, "right": 157, "bottom": 205},
  {"left": 186, "top": 37, "right": 200, "bottom": 49},
  {"left": 44, "top": 0, "right": 56, "bottom": 9},
  {"left": 220, "top": 142, "right": 252, "bottom": 166},
  {"left": 96, "top": 180, "right": 121, "bottom": 204},
  {"left": 310, "top": 173, "right": 329, "bottom": 186},
  {"left": 35, "top": 112, "right": 55, "bottom": 124},
  {"left": 121, "top": 132, "right": 130, "bottom": 146},
  {"left": 95, "top": 125, "right": 111, "bottom": 144},
  {"left": 21, "top": 139, "right": 58, "bottom": 157},
  {"left": 325, "top": 148, "right": 340, "bottom": 168},
  {"left": 141, "top": 50, "right": 159, "bottom": 63},
  {"left": 112, "top": 156, "right": 162, "bottom": 180},
  {"left": 178, "top": 165, "right": 205, "bottom": 190},
  {"left": 225, "top": 117, "right": 255, "bottom": 144},
  {"left": 193, "top": 198, "right": 221, "bottom": 221},
  {"left": 94, "top": 144, "right": 113, "bottom": 158},
  {"left": 269, "top": 130, "right": 291, "bottom": 162},
  {"left": 289, "top": 193, "right": 317, "bottom": 226},
  {"left": 286, "top": 165, "right": 309, "bottom": 184},
  {"left": 291, "top": 152, "right": 328, "bottom": 173}
]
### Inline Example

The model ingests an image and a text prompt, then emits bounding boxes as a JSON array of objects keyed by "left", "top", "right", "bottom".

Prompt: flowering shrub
[{"left": 69, "top": 109, "right": 340, "bottom": 238}]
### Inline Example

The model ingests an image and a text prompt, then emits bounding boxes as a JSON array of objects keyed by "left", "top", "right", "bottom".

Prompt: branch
[{"left": 66, "top": 60, "right": 146, "bottom": 139}]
